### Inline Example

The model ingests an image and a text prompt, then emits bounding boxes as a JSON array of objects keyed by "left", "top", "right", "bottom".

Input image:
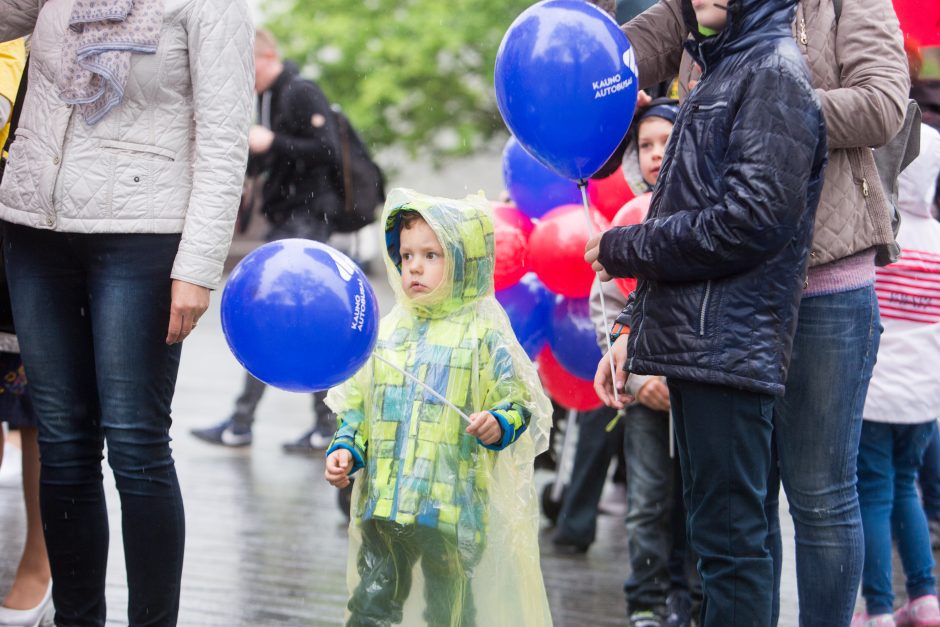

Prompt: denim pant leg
[
  {"left": 892, "top": 423, "right": 938, "bottom": 602},
  {"left": 622, "top": 404, "right": 674, "bottom": 612},
  {"left": 554, "top": 405, "right": 619, "bottom": 546},
  {"left": 4, "top": 225, "right": 186, "bottom": 627},
  {"left": 669, "top": 379, "right": 775, "bottom": 627},
  {"left": 773, "top": 286, "right": 879, "bottom": 627},
  {"left": 858, "top": 421, "right": 901, "bottom": 615},
  {"left": 918, "top": 423, "right": 940, "bottom": 520}
]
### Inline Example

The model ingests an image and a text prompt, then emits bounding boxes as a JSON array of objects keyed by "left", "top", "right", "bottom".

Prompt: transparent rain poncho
[{"left": 326, "top": 189, "right": 553, "bottom": 626}]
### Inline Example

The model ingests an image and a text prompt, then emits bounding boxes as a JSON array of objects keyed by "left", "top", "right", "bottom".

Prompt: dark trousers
[
  {"left": 554, "top": 405, "right": 620, "bottom": 547},
  {"left": 230, "top": 372, "right": 331, "bottom": 433},
  {"left": 4, "top": 223, "right": 186, "bottom": 627},
  {"left": 348, "top": 520, "right": 478, "bottom": 627},
  {"left": 669, "top": 379, "right": 775, "bottom": 627}
]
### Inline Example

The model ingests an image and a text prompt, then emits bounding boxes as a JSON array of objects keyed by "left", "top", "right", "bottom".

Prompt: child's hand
[
  {"left": 636, "top": 378, "right": 671, "bottom": 412},
  {"left": 466, "top": 412, "right": 502, "bottom": 446},
  {"left": 325, "top": 449, "right": 353, "bottom": 488}
]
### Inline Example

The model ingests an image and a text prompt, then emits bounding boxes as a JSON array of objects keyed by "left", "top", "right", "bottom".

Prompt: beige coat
[
  {"left": 0, "top": 0, "right": 254, "bottom": 289},
  {"left": 623, "top": 0, "right": 910, "bottom": 267}
]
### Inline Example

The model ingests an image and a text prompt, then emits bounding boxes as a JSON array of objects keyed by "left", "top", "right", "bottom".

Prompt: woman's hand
[
  {"left": 466, "top": 412, "right": 502, "bottom": 445},
  {"left": 325, "top": 449, "right": 353, "bottom": 488},
  {"left": 584, "top": 233, "right": 612, "bottom": 281},
  {"left": 166, "top": 279, "right": 210, "bottom": 345}
]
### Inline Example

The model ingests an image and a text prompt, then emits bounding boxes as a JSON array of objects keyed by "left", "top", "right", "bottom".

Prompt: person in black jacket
[
  {"left": 585, "top": 1, "right": 827, "bottom": 624},
  {"left": 192, "top": 29, "right": 343, "bottom": 452}
]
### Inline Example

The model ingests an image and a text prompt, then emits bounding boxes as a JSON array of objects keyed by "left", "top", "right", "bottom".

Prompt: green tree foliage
[{"left": 265, "top": 0, "right": 533, "bottom": 161}]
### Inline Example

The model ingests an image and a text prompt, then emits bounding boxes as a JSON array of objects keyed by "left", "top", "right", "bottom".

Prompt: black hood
[{"left": 682, "top": 0, "right": 797, "bottom": 69}]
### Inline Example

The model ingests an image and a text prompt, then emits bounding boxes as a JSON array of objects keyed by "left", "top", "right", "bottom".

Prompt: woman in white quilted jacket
[{"left": 0, "top": 0, "right": 254, "bottom": 624}]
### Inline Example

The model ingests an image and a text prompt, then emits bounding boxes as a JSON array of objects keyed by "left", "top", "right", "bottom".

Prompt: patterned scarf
[{"left": 58, "top": 0, "right": 163, "bottom": 125}]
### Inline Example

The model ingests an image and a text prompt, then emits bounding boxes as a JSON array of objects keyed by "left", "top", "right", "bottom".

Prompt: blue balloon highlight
[{"left": 221, "top": 239, "right": 379, "bottom": 392}]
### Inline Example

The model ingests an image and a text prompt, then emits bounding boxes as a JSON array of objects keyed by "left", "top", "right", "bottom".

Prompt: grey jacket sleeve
[
  {"left": 819, "top": 0, "right": 909, "bottom": 149},
  {"left": 621, "top": 0, "right": 687, "bottom": 91},
  {"left": 171, "top": 0, "right": 254, "bottom": 289},
  {"left": 588, "top": 279, "right": 627, "bottom": 352},
  {"left": 0, "top": 0, "right": 41, "bottom": 41}
]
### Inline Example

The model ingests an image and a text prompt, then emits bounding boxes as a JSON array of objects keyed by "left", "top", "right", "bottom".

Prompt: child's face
[
  {"left": 692, "top": 0, "right": 729, "bottom": 30},
  {"left": 638, "top": 117, "right": 672, "bottom": 187},
  {"left": 399, "top": 218, "right": 446, "bottom": 298}
]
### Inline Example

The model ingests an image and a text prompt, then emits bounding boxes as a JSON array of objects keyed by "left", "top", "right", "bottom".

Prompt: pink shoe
[
  {"left": 852, "top": 611, "right": 897, "bottom": 627},
  {"left": 895, "top": 595, "right": 940, "bottom": 627}
]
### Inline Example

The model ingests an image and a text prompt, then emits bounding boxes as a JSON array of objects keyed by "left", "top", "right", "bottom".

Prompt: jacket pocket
[
  {"left": 698, "top": 280, "right": 712, "bottom": 337},
  {"left": 100, "top": 140, "right": 175, "bottom": 162}
]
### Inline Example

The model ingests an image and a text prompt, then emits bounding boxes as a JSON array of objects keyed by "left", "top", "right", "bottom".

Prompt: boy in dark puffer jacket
[{"left": 585, "top": 1, "right": 827, "bottom": 625}]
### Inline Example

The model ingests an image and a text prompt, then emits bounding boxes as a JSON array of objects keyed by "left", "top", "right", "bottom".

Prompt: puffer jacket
[
  {"left": 0, "top": 0, "right": 254, "bottom": 290},
  {"left": 598, "top": 0, "right": 828, "bottom": 396},
  {"left": 624, "top": 0, "right": 909, "bottom": 268}
]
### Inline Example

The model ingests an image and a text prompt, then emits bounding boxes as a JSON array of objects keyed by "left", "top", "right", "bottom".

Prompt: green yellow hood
[{"left": 382, "top": 188, "right": 495, "bottom": 318}]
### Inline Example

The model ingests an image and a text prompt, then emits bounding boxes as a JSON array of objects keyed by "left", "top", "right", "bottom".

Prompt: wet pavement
[{"left": 0, "top": 259, "right": 932, "bottom": 626}]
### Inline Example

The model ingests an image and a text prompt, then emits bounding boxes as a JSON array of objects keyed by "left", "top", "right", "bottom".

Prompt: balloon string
[
  {"left": 373, "top": 353, "right": 472, "bottom": 424},
  {"left": 579, "top": 181, "right": 620, "bottom": 405}
]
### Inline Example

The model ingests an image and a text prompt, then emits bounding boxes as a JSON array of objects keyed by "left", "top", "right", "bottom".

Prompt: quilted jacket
[
  {"left": 0, "top": 0, "right": 254, "bottom": 289},
  {"left": 598, "top": 0, "right": 828, "bottom": 397},
  {"left": 624, "top": 0, "right": 910, "bottom": 268}
]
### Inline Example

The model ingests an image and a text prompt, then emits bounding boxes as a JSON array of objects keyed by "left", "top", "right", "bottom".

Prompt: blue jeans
[
  {"left": 919, "top": 425, "right": 940, "bottom": 521},
  {"left": 669, "top": 379, "right": 776, "bottom": 627},
  {"left": 768, "top": 285, "right": 880, "bottom": 627},
  {"left": 858, "top": 421, "right": 938, "bottom": 615},
  {"left": 3, "top": 223, "right": 186, "bottom": 626},
  {"left": 623, "top": 404, "right": 695, "bottom": 612}
]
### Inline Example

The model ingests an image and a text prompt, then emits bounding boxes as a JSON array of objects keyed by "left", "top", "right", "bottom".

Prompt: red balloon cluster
[
  {"left": 493, "top": 203, "right": 534, "bottom": 291},
  {"left": 588, "top": 166, "right": 635, "bottom": 222}
]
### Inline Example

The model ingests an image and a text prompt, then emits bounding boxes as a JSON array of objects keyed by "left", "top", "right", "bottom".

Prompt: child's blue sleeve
[{"left": 479, "top": 332, "right": 532, "bottom": 451}]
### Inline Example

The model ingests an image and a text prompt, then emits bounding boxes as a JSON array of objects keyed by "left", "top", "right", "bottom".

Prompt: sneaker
[
  {"left": 664, "top": 590, "right": 693, "bottom": 627},
  {"left": 190, "top": 418, "right": 252, "bottom": 447},
  {"left": 851, "top": 611, "right": 896, "bottom": 627},
  {"left": 929, "top": 518, "right": 940, "bottom": 551},
  {"left": 282, "top": 428, "right": 334, "bottom": 454},
  {"left": 629, "top": 609, "right": 664, "bottom": 627},
  {"left": 895, "top": 594, "right": 940, "bottom": 627}
]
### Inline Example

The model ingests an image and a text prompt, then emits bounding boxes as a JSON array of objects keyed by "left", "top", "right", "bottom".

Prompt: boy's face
[
  {"left": 691, "top": 0, "right": 729, "bottom": 30},
  {"left": 638, "top": 117, "right": 672, "bottom": 187},
  {"left": 399, "top": 218, "right": 446, "bottom": 298}
]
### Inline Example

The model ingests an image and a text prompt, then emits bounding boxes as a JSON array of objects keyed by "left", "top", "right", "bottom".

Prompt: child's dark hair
[{"left": 398, "top": 210, "right": 424, "bottom": 231}]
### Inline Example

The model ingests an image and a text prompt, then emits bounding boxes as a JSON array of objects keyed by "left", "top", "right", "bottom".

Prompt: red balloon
[
  {"left": 608, "top": 192, "right": 652, "bottom": 298},
  {"left": 536, "top": 347, "right": 602, "bottom": 411},
  {"left": 529, "top": 204, "right": 610, "bottom": 298},
  {"left": 611, "top": 192, "right": 652, "bottom": 227},
  {"left": 493, "top": 202, "right": 535, "bottom": 238},
  {"left": 588, "top": 166, "right": 635, "bottom": 222},
  {"left": 493, "top": 203, "right": 533, "bottom": 291}
]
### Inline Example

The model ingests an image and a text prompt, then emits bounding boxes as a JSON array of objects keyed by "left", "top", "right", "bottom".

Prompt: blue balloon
[
  {"left": 495, "top": 0, "right": 638, "bottom": 181},
  {"left": 495, "top": 273, "right": 553, "bottom": 359},
  {"left": 221, "top": 239, "right": 379, "bottom": 392},
  {"left": 549, "top": 296, "right": 602, "bottom": 381},
  {"left": 502, "top": 136, "right": 582, "bottom": 220}
]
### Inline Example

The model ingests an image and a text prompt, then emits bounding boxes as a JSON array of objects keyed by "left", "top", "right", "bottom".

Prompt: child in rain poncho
[{"left": 324, "top": 189, "right": 554, "bottom": 627}]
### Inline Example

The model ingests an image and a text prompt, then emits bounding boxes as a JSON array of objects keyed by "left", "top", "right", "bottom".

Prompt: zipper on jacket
[
  {"left": 799, "top": 17, "right": 808, "bottom": 46},
  {"left": 698, "top": 281, "right": 712, "bottom": 337},
  {"left": 691, "top": 101, "right": 726, "bottom": 113},
  {"left": 862, "top": 178, "right": 870, "bottom": 198}
]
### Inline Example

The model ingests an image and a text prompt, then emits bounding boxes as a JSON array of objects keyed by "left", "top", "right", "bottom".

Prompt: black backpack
[{"left": 331, "top": 107, "right": 385, "bottom": 233}]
